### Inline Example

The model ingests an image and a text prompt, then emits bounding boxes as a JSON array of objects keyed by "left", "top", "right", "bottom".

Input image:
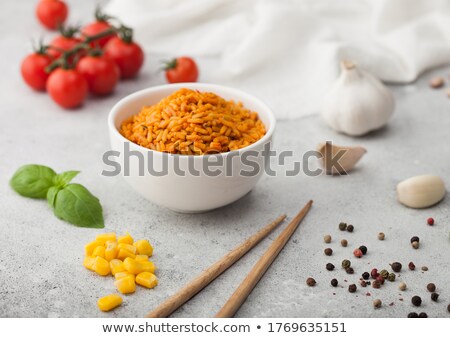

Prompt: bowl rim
[{"left": 108, "top": 83, "right": 276, "bottom": 157}]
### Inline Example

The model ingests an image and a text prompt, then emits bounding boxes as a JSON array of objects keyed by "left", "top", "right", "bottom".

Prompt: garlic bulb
[
  {"left": 317, "top": 142, "right": 366, "bottom": 175},
  {"left": 397, "top": 175, "right": 446, "bottom": 208},
  {"left": 322, "top": 61, "right": 395, "bottom": 136}
]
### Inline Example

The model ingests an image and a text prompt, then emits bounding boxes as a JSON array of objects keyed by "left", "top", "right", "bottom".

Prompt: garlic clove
[
  {"left": 397, "top": 175, "right": 446, "bottom": 209},
  {"left": 317, "top": 142, "right": 367, "bottom": 175},
  {"left": 322, "top": 60, "right": 395, "bottom": 136}
]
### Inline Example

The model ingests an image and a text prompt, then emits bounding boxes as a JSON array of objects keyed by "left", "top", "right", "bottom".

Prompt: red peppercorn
[
  {"left": 427, "top": 217, "right": 434, "bottom": 226},
  {"left": 371, "top": 268, "right": 379, "bottom": 279},
  {"left": 376, "top": 275, "right": 385, "bottom": 285},
  {"left": 353, "top": 248, "right": 363, "bottom": 258}
]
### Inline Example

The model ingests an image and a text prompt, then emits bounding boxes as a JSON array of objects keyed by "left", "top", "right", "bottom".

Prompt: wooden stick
[
  {"left": 145, "top": 214, "right": 286, "bottom": 318},
  {"left": 215, "top": 200, "right": 313, "bottom": 318}
]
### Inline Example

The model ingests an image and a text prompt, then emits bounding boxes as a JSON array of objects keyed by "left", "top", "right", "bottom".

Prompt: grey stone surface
[{"left": 0, "top": 0, "right": 449, "bottom": 318}]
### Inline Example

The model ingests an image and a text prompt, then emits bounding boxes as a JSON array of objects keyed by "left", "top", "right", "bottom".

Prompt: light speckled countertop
[{"left": 1, "top": 0, "right": 449, "bottom": 318}]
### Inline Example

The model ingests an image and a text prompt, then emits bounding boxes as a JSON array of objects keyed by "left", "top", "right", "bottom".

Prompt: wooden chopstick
[
  {"left": 145, "top": 214, "right": 287, "bottom": 318},
  {"left": 215, "top": 200, "right": 313, "bottom": 318}
]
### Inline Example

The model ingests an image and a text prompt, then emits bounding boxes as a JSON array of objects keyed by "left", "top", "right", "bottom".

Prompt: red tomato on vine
[
  {"left": 48, "top": 26, "right": 82, "bottom": 59},
  {"left": 46, "top": 68, "right": 88, "bottom": 108},
  {"left": 164, "top": 57, "right": 199, "bottom": 83},
  {"left": 21, "top": 44, "right": 53, "bottom": 91},
  {"left": 81, "top": 8, "right": 116, "bottom": 48},
  {"left": 36, "top": 0, "right": 68, "bottom": 30},
  {"left": 76, "top": 53, "right": 120, "bottom": 95}
]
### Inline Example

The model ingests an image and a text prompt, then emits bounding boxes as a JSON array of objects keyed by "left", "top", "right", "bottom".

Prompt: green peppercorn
[
  {"left": 348, "top": 284, "right": 357, "bottom": 293},
  {"left": 324, "top": 248, "right": 333, "bottom": 256},
  {"left": 388, "top": 273, "right": 396, "bottom": 282},
  {"left": 412, "top": 296, "right": 422, "bottom": 306},
  {"left": 342, "top": 259, "right": 351, "bottom": 269},
  {"left": 324, "top": 234, "right": 332, "bottom": 243},
  {"left": 372, "top": 280, "right": 381, "bottom": 289},
  {"left": 421, "top": 266, "right": 428, "bottom": 271},
  {"left": 391, "top": 262, "right": 402, "bottom": 272},
  {"left": 431, "top": 293, "right": 439, "bottom": 302},
  {"left": 380, "top": 269, "right": 389, "bottom": 279},
  {"left": 412, "top": 241, "right": 420, "bottom": 249},
  {"left": 347, "top": 224, "right": 354, "bottom": 232},
  {"left": 339, "top": 222, "right": 347, "bottom": 231},
  {"left": 331, "top": 278, "right": 338, "bottom": 287},
  {"left": 378, "top": 232, "right": 385, "bottom": 240}
]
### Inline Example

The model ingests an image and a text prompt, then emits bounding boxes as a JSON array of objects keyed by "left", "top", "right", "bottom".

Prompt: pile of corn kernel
[{"left": 83, "top": 232, "right": 158, "bottom": 312}]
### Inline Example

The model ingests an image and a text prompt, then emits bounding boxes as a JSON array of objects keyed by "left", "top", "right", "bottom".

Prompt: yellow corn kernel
[
  {"left": 123, "top": 257, "right": 143, "bottom": 275},
  {"left": 115, "top": 271, "right": 135, "bottom": 280},
  {"left": 92, "top": 246, "right": 106, "bottom": 258},
  {"left": 84, "top": 240, "right": 103, "bottom": 256},
  {"left": 133, "top": 239, "right": 153, "bottom": 257},
  {"left": 117, "top": 248, "right": 135, "bottom": 261},
  {"left": 95, "top": 233, "right": 117, "bottom": 244},
  {"left": 117, "top": 243, "right": 137, "bottom": 254},
  {"left": 97, "top": 294, "right": 122, "bottom": 312},
  {"left": 118, "top": 232, "right": 134, "bottom": 245},
  {"left": 140, "top": 261, "right": 156, "bottom": 274},
  {"left": 136, "top": 272, "right": 158, "bottom": 289},
  {"left": 105, "top": 242, "right": 118, "bottom": 261},
  {"left": 135, "top": 255, "right": 149, "bottom": 262},
  {"left": 93, "top": 256, "right": 111, "bottom": 276},
  {"left": 114, "top": 275, "right": 136, "bottom": 294},
  {"left": 83, "top": 256, "right": 96, "bottom": 271},
  {"left": 109, "top": 259, "right": 126, "bottom": 276}
]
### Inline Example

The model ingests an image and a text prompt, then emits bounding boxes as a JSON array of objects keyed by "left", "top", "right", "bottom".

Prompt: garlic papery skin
[
  {"left": 397, "top": 175, "right": 446, "bottom": 209},
  {"left": 317, "top": 142, "right": 366, "bottom": 175},
  {"left": 322, "top": 61, "right": 395, "bottom": 136}
]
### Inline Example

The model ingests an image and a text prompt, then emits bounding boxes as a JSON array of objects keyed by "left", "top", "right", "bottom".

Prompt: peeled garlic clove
[
  {"left": 317, "top": 142, "right": 367, "bottom": 175},
  {"left": 397, "top": 175, "right": 446, "bottom": 208},
  {"left": 322, "top": 60, "right": 395, "bottom": 136}
]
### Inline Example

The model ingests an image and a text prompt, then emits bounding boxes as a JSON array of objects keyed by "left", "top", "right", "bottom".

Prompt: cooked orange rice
[{"left": 120, "top": 88, "right": 266, "bottom": 155}]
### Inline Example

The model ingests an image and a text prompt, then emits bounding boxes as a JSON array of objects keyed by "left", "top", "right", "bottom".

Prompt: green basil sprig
[{"left": 10, "top": 164, "right": 104, "bottom": 228}]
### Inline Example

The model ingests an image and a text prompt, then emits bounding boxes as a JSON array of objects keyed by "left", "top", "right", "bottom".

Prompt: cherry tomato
[
  {"left": 21, "top": 52, "right": 53, "bottom": 91},
  {"left": 76, "top": 54, "right": 120, "bottom": 95},
  {"left": 48, "top": 26, "right": 82, "bottom": 59},
  {"left": 81, "top": 8, "right": 115, "bottom": 48},
  {"left": 36, "top": 0, "right": 68, "bottom": 30},
  {"left": 164, "top": 57, "right": 198, "bottom": 83},
  {"left": 104, "top": 37, "right": 144, "bottom": 79},
  {"left": 47, "top": 68, "right": 88, "bottom": 108}
]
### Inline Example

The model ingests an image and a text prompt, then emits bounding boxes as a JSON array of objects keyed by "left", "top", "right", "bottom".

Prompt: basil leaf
[
  {"left": 47, "top": 186, "right": 61, "bottom": 208},
  {"left": 53, "top": 170, "right": 80, "bottom": 188},
  {"left": 53, "top": 183, "right": 104, "bottom": 228},
  {"left": 10, "top": 164, "right": 56, "bottom": 199}
]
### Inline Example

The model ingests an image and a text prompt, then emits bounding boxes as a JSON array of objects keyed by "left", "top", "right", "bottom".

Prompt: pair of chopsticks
[{"left": 146, "top": 200, "right": 313, "bottom": 318}]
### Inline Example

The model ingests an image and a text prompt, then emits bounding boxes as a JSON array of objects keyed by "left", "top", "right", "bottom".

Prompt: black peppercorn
[
  {"left": 418, "top": 312, "right": 428, "bottom": 318},
  {"left": 407, "top": 312, "right": 419, "bottom": 318},
  {"left": 362, "top": 272, "right": 370, "bottom": 280},
  {"left": 347, "top": 224, "right": 354, "bottom": 232},
  {"left": 331, "top": 278, "right": 338, "bottom": 287},
  {"left": 346, "top": 267, "right": 354, "bottom": 274},
  {"left": 359, "top": 245, "right": 367, "bottom": 255},
  {"left": 324, "top": 248, "right": 333, "bottom": 256},
  {"left": 431, "top": 293, "right": 439, "bottom": 302},
  {"left": 391, "top": 262, "right": 402, "bottom": 272},
  {"left": 348, "top": 284, "right": 357, "bottom": 293},
  {"left": 427, "top": 283, "right": 436, "bottom": 292},
  {"left": 408, "top": 262, "right": 416, "bottom": 270},
  {"left": 410, "top": 236, "right": 420, "bottom": 243},
  {"left": 339, "top": 222, "right": 347, "bottom": 231},
  {"left": 326, "top": 263, "right": 335, "bottom": 271},
  {"left": 411, "top": 296, "right": 422, "bottom": 306},
  {"left": 306, "top": 277, "right": 316, "bottom": 286},
  {"left": 447, "top": 303, "right": 450, "bottom": 312}
]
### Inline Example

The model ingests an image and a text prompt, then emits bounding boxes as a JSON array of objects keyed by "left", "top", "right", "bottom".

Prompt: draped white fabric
[{"left": 106, "top": 0, "right": 450, "bottom": 119}]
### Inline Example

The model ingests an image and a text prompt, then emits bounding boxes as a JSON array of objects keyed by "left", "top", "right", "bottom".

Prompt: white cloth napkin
[{"left": 106, "top": 0, "right": 450, "bottom": 119}]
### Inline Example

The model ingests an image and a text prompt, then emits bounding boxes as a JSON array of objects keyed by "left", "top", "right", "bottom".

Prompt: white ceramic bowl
[{"left": 108, "top": 83, "right": 276, "bottom": 212}]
